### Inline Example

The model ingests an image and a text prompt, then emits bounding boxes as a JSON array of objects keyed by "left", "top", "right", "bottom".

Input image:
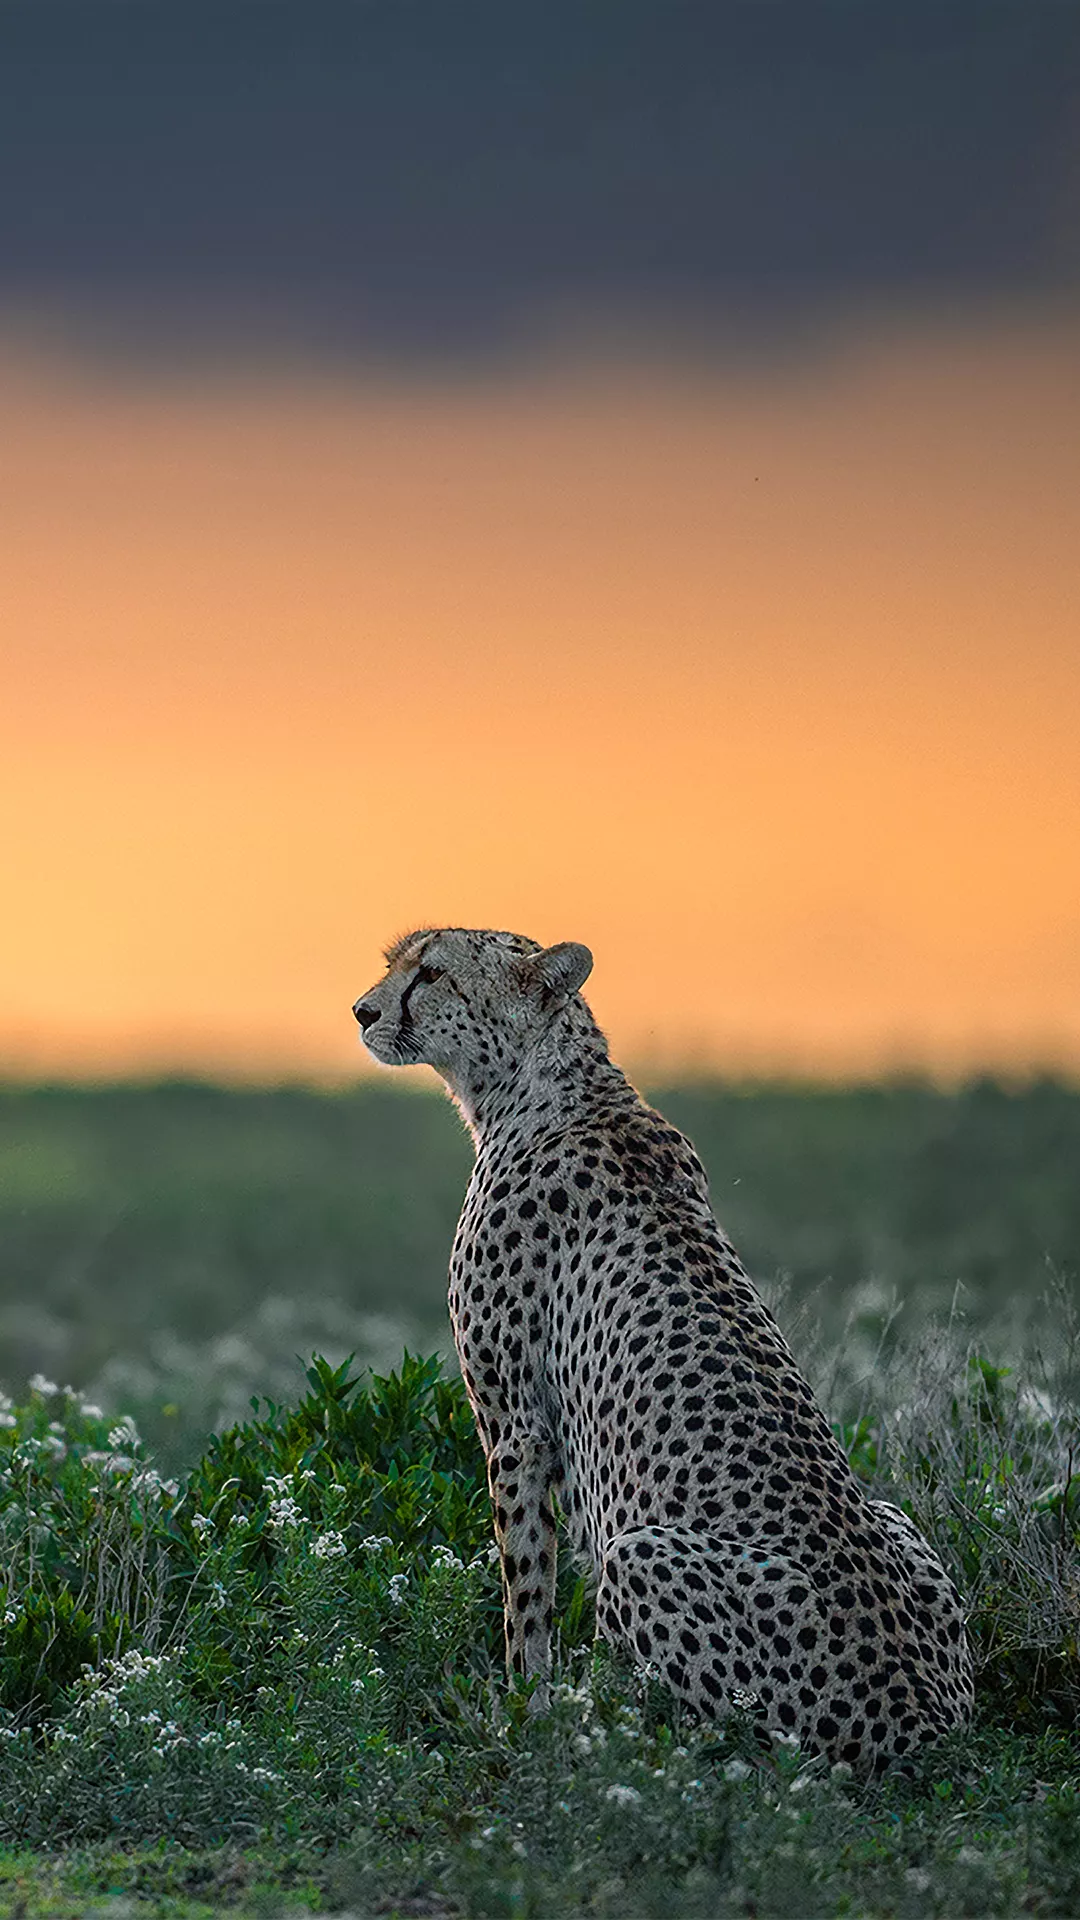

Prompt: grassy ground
[
  {"left": 1, "top": 1078, "right": 1079, "bottom": 1915},
  {"left": 3, "top": 1728, "right": 1080, "bottom": 1918}
]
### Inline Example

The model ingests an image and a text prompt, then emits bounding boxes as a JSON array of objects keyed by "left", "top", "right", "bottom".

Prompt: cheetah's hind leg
[
  {"left": 867, "top": 1498, "right": 974, "bottom": 1723},
  {"left": 596, "top": 1525, "right": 835, "bottom": 1754}
]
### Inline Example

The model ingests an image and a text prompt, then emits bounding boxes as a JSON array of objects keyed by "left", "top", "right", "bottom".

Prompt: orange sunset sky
[{"left": 2, "top": 306, "right": 1078, "bottom": 1082}]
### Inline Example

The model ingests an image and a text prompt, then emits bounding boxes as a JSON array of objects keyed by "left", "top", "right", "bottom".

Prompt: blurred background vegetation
[{"left": 0, "top": 1077, "right": 1076, "bottom": 1468}]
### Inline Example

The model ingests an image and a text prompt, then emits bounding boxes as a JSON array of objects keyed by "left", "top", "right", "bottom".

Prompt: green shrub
[
  {"left": 1, "top": 1378, "right": 175, "bottom": 1717},
  {"left": 4, "top": 1321, "right": 1080, "bottom": 1885},
  {"left": 0, "top": 1588, "right": 113, "bottom": 1716},
  {"left": 175, "top": 1349, "right": 491, "bottom": 1567}
]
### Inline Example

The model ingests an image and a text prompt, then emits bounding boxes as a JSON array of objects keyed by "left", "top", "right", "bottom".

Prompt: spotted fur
[{"left": 353, "top": 928, "right": 973, "bottom": 1767}]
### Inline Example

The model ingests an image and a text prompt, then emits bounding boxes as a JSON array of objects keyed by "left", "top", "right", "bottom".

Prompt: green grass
[
  {"left": 4, "top": 1731, "right": 1080, "bottom": 1918},
  {"left": 2, "top": 1077, "right": 1080, "bottom": 1915},
  {"left": 1, "top": 1076, "right": 1077, "bottom": 1464}
]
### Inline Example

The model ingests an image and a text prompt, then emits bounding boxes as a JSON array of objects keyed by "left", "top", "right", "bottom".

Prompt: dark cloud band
[{"left": 1, "top": 2, "right": 1077, "bottom": 365}]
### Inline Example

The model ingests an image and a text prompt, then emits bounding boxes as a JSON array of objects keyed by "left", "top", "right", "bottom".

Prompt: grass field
[
  {"left": 2, "top": 1075, "right": 1077, "bottom": 1462},
  {"left": 2, "top": 1077, "right": 1080, "bottom": 1916}
]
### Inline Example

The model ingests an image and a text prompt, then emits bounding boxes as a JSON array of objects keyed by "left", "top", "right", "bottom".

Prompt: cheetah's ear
[{"left": 530, "top": 941, "right": 593, "bottom": 1000}]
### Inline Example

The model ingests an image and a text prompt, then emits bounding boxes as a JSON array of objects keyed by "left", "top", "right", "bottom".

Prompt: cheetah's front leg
[{"left": 487, "top": 1430, "right": 558, "bottom": 1706}]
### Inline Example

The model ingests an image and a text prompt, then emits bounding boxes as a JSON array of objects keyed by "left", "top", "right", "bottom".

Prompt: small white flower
[
  {"left": 553, "top": 1683, "right": 593, "bottom": 1708},
  {"left": 431, "top": 1545, "right": 464, "bottom": 1573},
  {"left": 388, "top": 1572, "right": 408, "bottom": 1606},
  {"left": 110, "top": 1649, "right": 166, "bottom": 1681},
  {"left": 723, "top": 1758, "right": 752, "bottom": 1783},
  {"left": 772, "top": 1730, "right": 800, "bottom": 1751},
  {"left": 604, "top": 1784, "right": 642, "bottom": 1808},
  {"left": 0, "top": 1413, "right": 16, "bottom": 1430},
  {"left": 30, "top": 1374, "right": 59, "bottom": 1397},
  {"left": 192, "top": 1514, "right": 214, "bottom": 1537},
  {"left": 359, "top": 1534, "right": 393, "bottom": 1554},
  {"left": 267, "top": 1496, "right": 303, "bottom": 1531},
  {"left": 79, "top": 1401, "right": 104, "bottom": 1420},
  {"left": 108, "top": 1416, "right": 140, "bottom": 1451},
  {"left": 313, "top": 1530, "right": 347, "bottom": 1559}
]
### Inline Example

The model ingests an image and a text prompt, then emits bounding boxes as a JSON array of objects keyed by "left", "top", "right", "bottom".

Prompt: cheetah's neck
[{"left": 445, "top": 1002, "right": 634, "bottom": 1153}]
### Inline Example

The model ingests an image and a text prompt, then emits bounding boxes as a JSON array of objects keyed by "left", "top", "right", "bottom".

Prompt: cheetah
[{"left": 353, "top": 927, "right": 973, "bottom": 1768}]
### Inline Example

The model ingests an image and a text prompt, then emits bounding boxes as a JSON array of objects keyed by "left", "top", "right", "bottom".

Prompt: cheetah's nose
[{"left": 353, "top": 1000, "right": 381, "bottom": 1031}]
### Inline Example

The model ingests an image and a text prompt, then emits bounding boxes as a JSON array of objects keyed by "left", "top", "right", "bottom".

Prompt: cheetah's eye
[{"left": 417, "top": 964, "right": 444, "bottom": 985}]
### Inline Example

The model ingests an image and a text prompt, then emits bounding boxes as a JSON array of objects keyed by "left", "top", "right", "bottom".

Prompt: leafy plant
[{"left": 0, "top": 1588, "right": 115, "bottom": 1716}]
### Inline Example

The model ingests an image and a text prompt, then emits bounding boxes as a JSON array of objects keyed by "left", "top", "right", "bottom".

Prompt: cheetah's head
[{"left": 352, "top": 928, "right": 594, "bottom": 1091}]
